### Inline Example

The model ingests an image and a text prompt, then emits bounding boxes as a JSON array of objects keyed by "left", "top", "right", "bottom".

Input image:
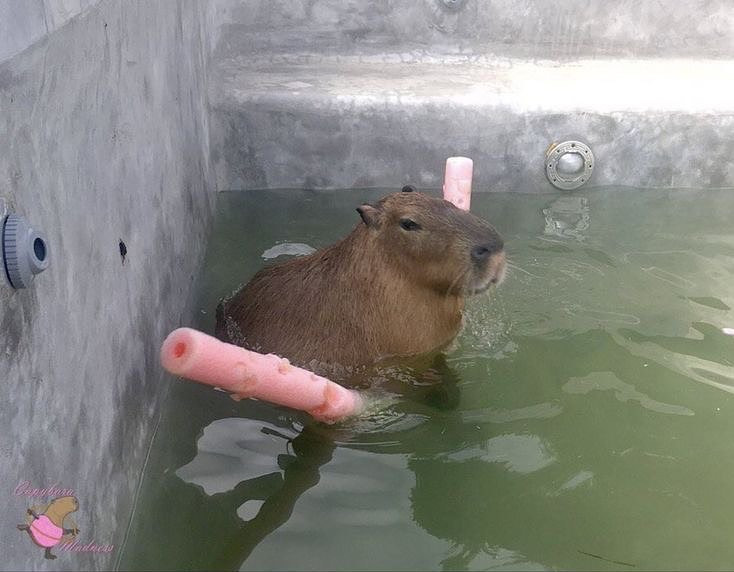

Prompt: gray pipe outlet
[{"left": 2, "top": 213, "right": 50, "bottom": 289}]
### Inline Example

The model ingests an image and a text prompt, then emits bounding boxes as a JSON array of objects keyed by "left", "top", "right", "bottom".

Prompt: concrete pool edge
[{"left": 209, "top": 54, "right": 734, "bottom": 192}]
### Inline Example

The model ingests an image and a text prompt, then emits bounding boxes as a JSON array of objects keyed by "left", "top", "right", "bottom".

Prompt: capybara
[
  {"left": 17, "top": 496, "right": 79, "bottom": 560},
  {"left": 216, "top": 187, "right": 505, "bottom": 369}
]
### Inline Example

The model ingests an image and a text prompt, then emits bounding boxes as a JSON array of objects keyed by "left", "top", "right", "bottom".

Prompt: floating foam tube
[
  {"left": 160, "top": 328, "right": 363, "bottom": 423},
  {"left": 443, "top": 156, "right": 473, "bottom": 211}
]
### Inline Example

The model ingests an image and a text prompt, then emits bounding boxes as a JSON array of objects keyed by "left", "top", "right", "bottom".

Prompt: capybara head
[
  {"left": 356, "top": 187, "right": 505, "bottom": 297},
  {"left": 46, "top": 496, "right": 79, "bottom": 522}
]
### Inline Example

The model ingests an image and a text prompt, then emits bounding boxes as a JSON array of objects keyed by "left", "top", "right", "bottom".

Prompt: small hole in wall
[
  {"left": 33, "top": 238, "right": 47, "bottom": 262},
  {"left": 119, "top": 239, "right": 127, "bottom": 265}
]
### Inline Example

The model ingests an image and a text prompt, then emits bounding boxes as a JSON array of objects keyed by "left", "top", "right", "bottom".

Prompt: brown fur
[{"left": 216, "top": 190, "right": 505, "bottom": 368}]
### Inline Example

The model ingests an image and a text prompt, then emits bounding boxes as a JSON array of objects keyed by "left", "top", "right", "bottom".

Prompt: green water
[{"left": 119, "top": 188, "right": 734, "bottom": 571}]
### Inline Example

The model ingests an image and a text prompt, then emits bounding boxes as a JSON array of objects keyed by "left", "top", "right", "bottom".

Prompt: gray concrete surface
[
  {"left": 209, "top": 53, "right": 734, "bottom": 191},
  {"left": 0, "top": 0, "right": 102, "bottom": 62},
  {"left": 210, "top": 0, "right": 734, "bottom": 59},
  {"left": 0, "top": 1, "right": 214, "bottom": 569},
  {"left": 207, "top": 1, "right": 734, "bottom": 192}
]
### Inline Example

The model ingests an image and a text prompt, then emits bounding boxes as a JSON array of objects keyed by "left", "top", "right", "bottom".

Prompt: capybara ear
[
  {"left": 401, "top": 185, "right": 416, "bottom": 193},
  {"left": 356, "top": 204, "right": 382, "bottom": 228}
]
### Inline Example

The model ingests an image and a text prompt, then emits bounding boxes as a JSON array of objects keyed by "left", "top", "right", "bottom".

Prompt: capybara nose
[
  {"left": 471, "top": 245, "right": 491, "bottom": 263},
  {"left": 471, "top": 241, "right": 503, "bottom": 263}
]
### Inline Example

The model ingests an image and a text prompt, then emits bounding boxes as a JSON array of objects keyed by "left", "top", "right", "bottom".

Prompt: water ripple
[{"left": 563, "top": 372, "right": 694, "bottom": 416}]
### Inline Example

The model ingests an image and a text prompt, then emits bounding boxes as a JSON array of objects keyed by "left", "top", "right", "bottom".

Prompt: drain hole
[{"left": 33, "top": 238, "right": 46, "bottom": 262}]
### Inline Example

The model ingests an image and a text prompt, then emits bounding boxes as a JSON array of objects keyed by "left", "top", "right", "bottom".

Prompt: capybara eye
[{"left": 399, "top": 218, "right": 421, "bottom": 231}]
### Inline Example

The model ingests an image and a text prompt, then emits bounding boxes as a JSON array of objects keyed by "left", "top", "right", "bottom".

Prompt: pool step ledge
[{"left": 209, "top": 54, "right": 734, "bottom": 192}]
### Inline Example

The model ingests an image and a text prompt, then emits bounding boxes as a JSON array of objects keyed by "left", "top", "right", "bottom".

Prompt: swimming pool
[
  {"left": 120, "top": 187, "right": 734, "bottom": 570},
  {"left": 5, "top": 2, "right": 734, "bottom": 569}
]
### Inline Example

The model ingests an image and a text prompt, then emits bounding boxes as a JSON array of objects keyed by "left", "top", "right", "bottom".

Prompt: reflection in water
[
  {"left": 687, "top": 297, "right": 731, "bottom": 311},
  {"left": 542, "top": 196, "right": 590, "bottom": 241},
  {"left": 176, "top": 418, "right": 299, "bottom": 495},
  {"left": 237, "top": 500, "right": 265, "bottom": 522},
  {"left": 261, "top": 242, "right": 316, "bottom": 260},
  {"left": 622, "top": 322, "right": 733, "bottom": 368},
  {"left": 439, "top": 434, "right": 555, "bottom": 474},
  {"left": 147, "top": 418, "right": 337, "bottom": 571},
  {"left": 554, "top": 470, "right": 594, "bottom": 495},
  {"left": 563, "top": 372, "right": 694, "bottom": 416},
  {"left": 208, "top": 425, "right": 336, "bottom": 570},
  {"left": 120, "top": 188, "right": 734, "bottom": 571},
  {"left": 621, "top": 322, "right": 734, "bottom": 395},
  {"left": 147, "top": 357, "right": 468, "bottom": 570},
  {"left": 169, "top": 364, "right": 557, "bottom": 570},
  {"left": 460, "top": 401, "right": 562, "bottom": 424}
]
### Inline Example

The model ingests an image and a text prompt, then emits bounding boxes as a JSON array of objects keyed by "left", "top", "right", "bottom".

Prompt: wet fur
[{"left": 216, "top": 191, "right": 504, "bottom": 368}]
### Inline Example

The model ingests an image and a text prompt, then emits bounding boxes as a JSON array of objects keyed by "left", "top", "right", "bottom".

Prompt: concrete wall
[
  {"left": 210, "top": 0, "right": 734, "bottom": 59},
  {"left": 208, "top": 0, "right": 734, "bottom": 192},
  {"left": 0, "top": 0, "right": 102, "bottom": 63},
  {"left": 0, "top": 1, "right": 214, "bottom": 569}
]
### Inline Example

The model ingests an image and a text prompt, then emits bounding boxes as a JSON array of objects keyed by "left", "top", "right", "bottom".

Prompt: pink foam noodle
[
  {"left": 160, "top": 328, "right": 363, "bottom": 423},
  {"left": 443, "top": 156, "right": 473, "bottom": 211}
]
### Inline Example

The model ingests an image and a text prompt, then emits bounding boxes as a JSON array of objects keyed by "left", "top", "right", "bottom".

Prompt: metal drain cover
[{"left": 545, "top": 141, "right": 594, "bottom": 190}]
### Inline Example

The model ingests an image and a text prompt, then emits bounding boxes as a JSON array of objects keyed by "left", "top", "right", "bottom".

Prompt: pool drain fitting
[
  {"left": 545, "top": 141, "right": 595, "bottom": 190},
  {"left": 2, "top": 213, "right": 50, "bottom": 289}
]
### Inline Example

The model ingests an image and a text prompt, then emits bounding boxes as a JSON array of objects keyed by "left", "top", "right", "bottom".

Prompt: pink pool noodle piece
[
  {"left": 443, "top": 156, "right": 473, "bottom": 211},
  {"left": 160, "top": 328, "right": 363, "bottom": 423}
]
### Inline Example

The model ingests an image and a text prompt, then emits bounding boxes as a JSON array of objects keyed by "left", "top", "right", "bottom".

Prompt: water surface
[{"left": 120, "top": 188, "right": 734, "bottom": 571}]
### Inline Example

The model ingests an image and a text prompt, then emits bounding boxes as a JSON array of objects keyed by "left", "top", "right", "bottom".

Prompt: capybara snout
[{"left": 465, "top": 221, "right": 506, "bottom": 291}]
